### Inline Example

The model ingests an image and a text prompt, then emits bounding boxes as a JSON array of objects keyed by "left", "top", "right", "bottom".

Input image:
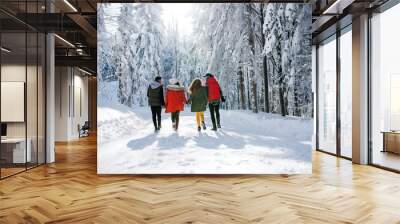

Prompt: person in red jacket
[
  {"left": 165, "top": 79, "right": 187, "bottom": 131},
  {"left": 204, "top": 73, "right": 225, "bottom": 131}
]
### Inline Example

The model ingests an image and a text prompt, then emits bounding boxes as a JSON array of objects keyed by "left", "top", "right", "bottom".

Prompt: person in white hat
[{"left": 164, "top": 79, "right": 186, "bottom": 131}]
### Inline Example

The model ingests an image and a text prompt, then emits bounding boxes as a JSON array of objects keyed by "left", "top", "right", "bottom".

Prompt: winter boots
[
  {"left": 171, "top": 112, "right": 180, "bottom": 131},
  {"left": 202, "top": 121, "right": 206, "bottom": 130},
  {"left": 173, "top": 118, "right": 179, "bottom": 131},
  {"left": 211, "top": 123, "right": 220, "bottom": 131},
  {"left": 154, "top": 123, "right": 161, "bottom": 133},
  {"left": 211, "top": 120, "right": 220, "bottom": 131},
  {"left": 176, "top": 117, "right": 180, "bottom": 131},
  {"left": 198, "top": 126, "right": 201, "bottom": 132}
]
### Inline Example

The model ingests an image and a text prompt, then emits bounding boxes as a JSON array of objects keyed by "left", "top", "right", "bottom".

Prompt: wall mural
[{"left": 97, "top": 3, "right": 313, "bottom": 174}]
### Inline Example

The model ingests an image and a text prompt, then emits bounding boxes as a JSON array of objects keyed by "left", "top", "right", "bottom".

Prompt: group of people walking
[{"left": 147, "top": 73, "right": 225, "bottom": 132}]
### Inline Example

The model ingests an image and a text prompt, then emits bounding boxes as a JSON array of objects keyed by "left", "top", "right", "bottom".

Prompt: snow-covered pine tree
[
  {"left": 115, "top": 4, "right": 136, "bottom": 107},
  {"left": 98, "top": 3, "right": 117, "bottom": 82},
  {"left": 264, "top": 4, "right": 287, "bottom": 116},
  {"left": 100, "top": 3, "right": 312, "bottom": 117},
  {"left": 130, "top": 4, "right": 164, "bottom": 106},
  {"left": 288, "top": 4, "right": 312, "bottom": 117},
  {"left": 113, "top": 4, "right": 164, "bottom": 107}
]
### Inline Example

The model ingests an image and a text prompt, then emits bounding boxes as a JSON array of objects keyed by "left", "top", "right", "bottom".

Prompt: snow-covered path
[{"left": 98, "top": 105, "right": 312, "bottom": 174}]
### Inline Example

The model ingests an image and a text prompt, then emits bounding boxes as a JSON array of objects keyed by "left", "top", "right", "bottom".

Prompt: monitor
[{"left": 1, "top": 123, "right": 7, "bottom": 137}]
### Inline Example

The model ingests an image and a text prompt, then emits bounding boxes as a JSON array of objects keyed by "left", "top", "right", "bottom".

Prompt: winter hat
[
  {"left": 154, "top": 76, "right": 162, "bottom": 82},
  {"left": 169, "top": 78, "right": 180, "bottom": 85}
]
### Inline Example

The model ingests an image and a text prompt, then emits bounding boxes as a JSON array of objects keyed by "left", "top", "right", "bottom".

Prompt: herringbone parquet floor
[{"left": 1, "top": 135, "right": 400, "bottom": 224}]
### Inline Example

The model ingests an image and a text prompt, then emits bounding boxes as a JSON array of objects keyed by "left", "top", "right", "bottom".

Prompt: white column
[
  {"left": 46, "top": 32, "right": 55, "bottom": 163},
  {"left": 312, "top": 45, "right": 317, "bottom": 150},
  {"left": 352, "top": 14, "right": 369, "bottom": 164}
]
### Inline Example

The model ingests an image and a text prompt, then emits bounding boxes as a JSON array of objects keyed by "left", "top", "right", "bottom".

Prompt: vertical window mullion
[
  {"left": 367, "top": 11, "right": 373, "bottom": 165},
  {"left": 25, "top": 0, "right": 28, "bottom": 171},
  {"left": 316, "top": 44, "right": 320, "bottom": 151},
  {"left": 0, "top": 19, "right": 2, "bottom": 179},
  {"left": 36, "top": 0, "right": 39, "bottom": 167},
  {"left": 336, "top": 28, "right": 341, "bottom": 157}
]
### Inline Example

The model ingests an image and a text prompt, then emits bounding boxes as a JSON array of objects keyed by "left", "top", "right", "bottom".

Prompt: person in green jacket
[{"left": 188, "top": 78, "right": 208, "bottom": 131}]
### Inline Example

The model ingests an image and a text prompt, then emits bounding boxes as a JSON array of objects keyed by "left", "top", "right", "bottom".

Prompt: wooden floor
[
  {"left": 372, "top": 150, "right": 400, "bottom": 171},
  {"left": 1, "top": 135, "right": 400, "bottom": 224},
  {"left": 1, "top": 167, "right": 26, "bottom": 178}
]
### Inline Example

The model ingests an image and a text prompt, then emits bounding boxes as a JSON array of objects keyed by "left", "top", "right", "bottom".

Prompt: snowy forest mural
[
  {"left": 99, "top": 3, "right": 312, "bottom": 117},
  {"left": 98, "top": 3, "right": 313, "bottom": 174}
]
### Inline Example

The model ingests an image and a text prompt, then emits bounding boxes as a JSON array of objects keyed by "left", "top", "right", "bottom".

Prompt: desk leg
[{"left": 382, "top": 133, "right": 386, "bottom": 153}]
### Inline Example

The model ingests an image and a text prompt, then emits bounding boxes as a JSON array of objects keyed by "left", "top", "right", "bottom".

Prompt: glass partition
[
  {"left": 27, "top": 31, "right": 38, "bottom": 169},
  {"left": 317, "top": 36, "right": 337, "bottom": 154},
  {"left": 1, "top": 31, "right": 28, "bottom": 177},
  {"left": 371, "top": 3, "right": 400, "bottom": 171},
  {"left": 339, "top": 28, "right": 352, "bottom": 158},
  {"left": 0, "top": 1, "right": 46, "bottom": 179}
]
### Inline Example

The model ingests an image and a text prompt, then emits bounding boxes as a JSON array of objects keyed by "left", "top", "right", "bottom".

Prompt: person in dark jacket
[
  {"left": 204, "top": 73, "right": 225, "bottom": 131},
  {"left": 188, "top": 78, "right": 208, "bottom": 132},
  {"left": 147, "top": 76, "right": 165, "bottom": 132}
]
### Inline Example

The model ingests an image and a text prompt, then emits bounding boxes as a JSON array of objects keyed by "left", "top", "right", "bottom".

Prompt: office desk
[
  {"left": 382, "top": 131, "right": 400, "bottom": 154},
  {"left": 1, "top": 138, "right": 31, "bottom": 163}
]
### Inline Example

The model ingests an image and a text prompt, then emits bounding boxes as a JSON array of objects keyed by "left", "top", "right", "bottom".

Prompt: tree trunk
[
  {"left": 246, "top": 68, "right": 251, "bottom": 110},
  {"left": 252, "top": 78, "right": 258, "bottom": 113},
  {"left": 246, "top": 3, "right": 257, "bottom": 113},
  {"left": 278, "top": 72, "right": 288, "bottom": 117},
  {"left": 263, "top": 56, "right": 269, "bottom": 113},
  {"left": 293, "top": 78, "right": 300, "bottom": 116},
  {"left": 238, "top": 66, "right": 246, "bottom": 110},
  {"left": 260, "top": 4, "right": 270, "bottom": 113},
  {"left": 260, "top": 79, "right": 265, "bottom": 112},
  {"left": 279, "top": 84, "right": 286, "bottom": 116},
  {"left": 276, "top": 39, "right": 286, "bottom": 116},
  {"left": 236, "top": 81, "right": 239, "bottom": 110},
  {"left": 284, "top": 86, "right": 288, "bottom": 116},
  {"left": 174, "top": 21, "right": 179, "bottom": 78}
]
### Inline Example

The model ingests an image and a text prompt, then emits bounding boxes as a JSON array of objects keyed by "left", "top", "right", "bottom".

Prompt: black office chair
[{"left": 79, "top": 121, "right": 90, "bottom": 138}]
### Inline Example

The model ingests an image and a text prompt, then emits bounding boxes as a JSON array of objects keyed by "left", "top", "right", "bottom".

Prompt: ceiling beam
[
  {"left": 98, "top": 0, "right": 310, "bottom": 2},
  {"left": 322, "top": 0, "right": 356, "bottom": 14},
  {"left": 55, "top": 55, "right": 96, "bottom": 72},
  {"left": 67, "top": 13, "right": 97, "bottom": 46},
  {"left": 312, "top": 15, "right": 335, "bottom": 33}
]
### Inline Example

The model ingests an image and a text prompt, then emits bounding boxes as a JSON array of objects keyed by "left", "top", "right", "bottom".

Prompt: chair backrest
[{"left": 82, "top": 121, "right": 90, "bottom": 129}]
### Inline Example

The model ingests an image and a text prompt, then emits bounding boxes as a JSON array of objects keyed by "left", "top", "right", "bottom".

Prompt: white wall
[
  {"left": 55, "top": 66, "right": 69, "bottom": 141},
  {"left": 1, "top": 63, "right": 47, "bottom": 164},
  {"left": 55, "top": 67, "right": 89, "bottom": 141},
  {"left": 73, "top": 73, "right": 89, "bottom": 137},
  {"left": 1, "top": 65, "right": 26, "bottom": 141},
  {"left": 1, "top": 65, "right": 38, "bottom": 138}
]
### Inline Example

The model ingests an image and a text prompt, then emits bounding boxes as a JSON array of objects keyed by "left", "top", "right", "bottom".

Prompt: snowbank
[{"left": 98, "top": 103, "right": 312, "bottom": 174}]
